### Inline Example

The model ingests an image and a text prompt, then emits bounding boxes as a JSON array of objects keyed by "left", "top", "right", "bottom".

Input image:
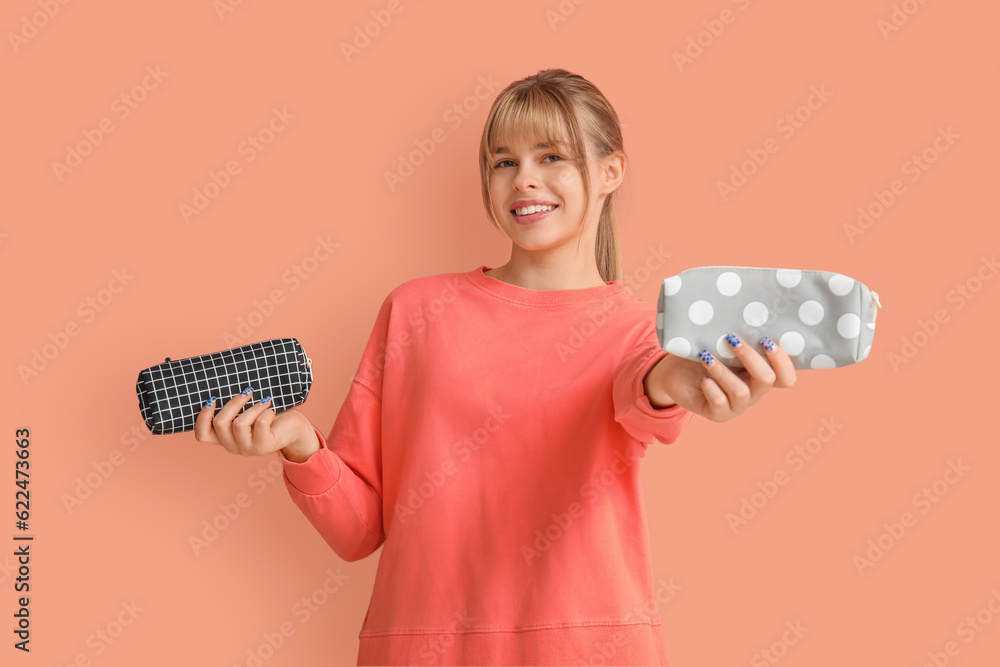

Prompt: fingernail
[
  {"left": 698, "top": 349, "right": 715, "bottom": 365},
  {"left": 726, "top": 333, "right": 742, "bottom": 348},
  {"left": 260, "top": 396, "right": 271, "bottom": 405},
  {"left": 205, "top": 396, "right": 216, "bottom": 408},
  {"left": 760, "top": 337, "right": 775, "bottom": 352},
  {"left": 241, "top": 386, "right": 253, "bottom": 396}
]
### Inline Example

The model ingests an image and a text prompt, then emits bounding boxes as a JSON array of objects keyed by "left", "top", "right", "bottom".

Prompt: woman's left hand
[{"left": 652, "top": 335, "right": 796, "bottom": 422}]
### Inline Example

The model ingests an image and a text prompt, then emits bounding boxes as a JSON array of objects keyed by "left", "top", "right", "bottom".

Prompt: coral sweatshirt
[{"left": 278, "top": 265, "right": 695, "bottom": 666}]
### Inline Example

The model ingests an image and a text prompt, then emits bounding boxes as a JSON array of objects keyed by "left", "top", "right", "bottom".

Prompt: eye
[{"left": 494, "top": 154, "right": 564, "bottom": 169}]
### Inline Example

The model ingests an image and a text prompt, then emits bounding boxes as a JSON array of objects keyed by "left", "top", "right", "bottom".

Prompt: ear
[{"left": 597, "top": 152, "right": 625, "bottom": 197}]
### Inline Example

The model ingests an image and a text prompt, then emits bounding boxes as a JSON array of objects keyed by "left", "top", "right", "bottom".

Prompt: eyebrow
[{"left": 493, "top": 141, "right": 563, "bottom": 155}]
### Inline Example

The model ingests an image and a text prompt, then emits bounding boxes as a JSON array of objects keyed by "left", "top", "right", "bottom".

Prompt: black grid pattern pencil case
[
  {"left": 136, "top": 337, "right": 313, "bottom": 435},
  {"left": 656, "top": 266, "right": 882, "bottom": 370}
]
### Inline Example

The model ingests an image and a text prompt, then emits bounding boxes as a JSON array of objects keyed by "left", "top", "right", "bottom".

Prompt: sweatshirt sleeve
[
  {"left": 613, "top": 326, "right": 695, "bottom": 446},
  {"left": 278, "top": 378, "right": 385, "bottom": 562},
  {"left": 278, "top": 296, "right": 393, "bottom": 563}
]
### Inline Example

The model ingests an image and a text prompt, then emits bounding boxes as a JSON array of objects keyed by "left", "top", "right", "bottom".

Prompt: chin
[{"left": 510, "top": 232, "right": 568, "bottom": 251}]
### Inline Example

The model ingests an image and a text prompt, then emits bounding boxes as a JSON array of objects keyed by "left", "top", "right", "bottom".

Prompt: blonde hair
[{"left": 478, "top": 69, "right": 625, "bottom": 282}]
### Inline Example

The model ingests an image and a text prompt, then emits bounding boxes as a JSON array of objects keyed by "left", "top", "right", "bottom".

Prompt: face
[{"left": 488, "top": 129, "right": 619, "bottom": 254}]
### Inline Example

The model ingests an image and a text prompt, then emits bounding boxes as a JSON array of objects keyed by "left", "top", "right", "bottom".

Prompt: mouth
[{"left": 510, "top": 204, "right": 559, "bottom": 225}]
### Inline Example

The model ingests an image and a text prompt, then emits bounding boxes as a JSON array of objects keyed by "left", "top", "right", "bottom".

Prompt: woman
[{"left": 194, "top": 68, "right": 795, "bottom": 666}]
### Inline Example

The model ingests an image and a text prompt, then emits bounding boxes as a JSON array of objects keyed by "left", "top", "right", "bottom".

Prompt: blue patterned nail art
[
  {"left": 205, "top": 396, "right": 216, "bottom": 408},
  {"left": 726, "top": 333, "right": 741, "bottom": 348},
  {"left": 241, "top": 386, "right": 253, "bottom": 396},
  {"left": 261, "top": 396, "right": 271, "bottom": 405},
  {"left": 761, "top": 337, "right": 775, "bottom": 352},
  {"left": 698, "top": 349, "right": 715, "bottom": 365}
]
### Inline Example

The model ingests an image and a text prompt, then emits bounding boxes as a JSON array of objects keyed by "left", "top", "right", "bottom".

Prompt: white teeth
[{"left": 514, "top": 205, "right": 555, "bottom": 216}]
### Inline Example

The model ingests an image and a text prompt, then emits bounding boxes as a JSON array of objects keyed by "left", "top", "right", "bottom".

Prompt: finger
[
  {"left": 697, "top": 348, "right": 752, "bottom": 411},
  {"left": 232, "top": 396, "right": 274, "bottom": 455},
  {"left": 721, "top": 334, "right": 776, "bottom": 398},
  {"left": 250, "top": 403, "right": 278, "bottom": 454},
  {"left": 700, "top": 375, "right": 730, "bottom": 421},
  {"left": 194, "top": 395, "right": 221, "bottom": 445},
  {"left": 759, "top": 337, "right": 797, "bottom": 388},
  {"left": 213, "top": 386, "right": 255, "bottom": 452}
]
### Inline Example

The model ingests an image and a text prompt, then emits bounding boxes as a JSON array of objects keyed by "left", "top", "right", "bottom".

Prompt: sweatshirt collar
[{"left": 467, "top": 265, "right": 627, "bottom": 306}]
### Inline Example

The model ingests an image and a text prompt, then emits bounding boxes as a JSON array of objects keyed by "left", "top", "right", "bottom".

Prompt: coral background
[{"left": 2, "top": 0, "right": 998, "bottom": 665}]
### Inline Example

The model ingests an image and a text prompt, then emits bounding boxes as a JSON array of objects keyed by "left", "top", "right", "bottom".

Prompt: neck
[{"left": 486, "top": 256, "right": 607, "bottom": 290}]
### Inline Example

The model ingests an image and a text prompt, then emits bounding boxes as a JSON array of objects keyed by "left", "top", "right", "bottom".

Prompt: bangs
[{"left": 487, "top": 87, "right": 581, "bottom": 163}]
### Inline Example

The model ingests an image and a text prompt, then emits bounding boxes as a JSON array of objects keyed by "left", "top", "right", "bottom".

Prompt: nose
[{"left": 511, "top": 162, "right": 541, "bottom": 191}]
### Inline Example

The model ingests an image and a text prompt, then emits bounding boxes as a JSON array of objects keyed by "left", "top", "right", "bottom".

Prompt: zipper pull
[
  {"left": 306, "top": 356, "right": 313, "bottom": 367},
  {"left": 870, "top": 291, "right": 882, "bottom": 309}
]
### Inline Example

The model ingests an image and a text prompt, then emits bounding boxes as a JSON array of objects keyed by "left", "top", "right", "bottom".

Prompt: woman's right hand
[
  {"left": 651, "top": 334, "right": 796, "bottom": 423},
  {"left": 193, "top": 387, "right": 319, "bottom": 461}
]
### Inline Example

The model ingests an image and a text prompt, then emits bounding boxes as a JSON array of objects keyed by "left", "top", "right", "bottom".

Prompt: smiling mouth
[
  {"left": 511, "top": 204, "right": 559, "bottom": 217},
  {"left": 510, "top": 204, "right": 559, "bottom": 225}
]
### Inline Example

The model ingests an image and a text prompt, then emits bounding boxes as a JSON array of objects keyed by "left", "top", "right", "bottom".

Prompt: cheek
[
  {"left": 552, "top": 168, "right": 580, "bottom": 194},
  {"left": 488, "top": 182, "right": 506, "bottom": 209},
  {"left": 491, "top": 173, "right": 512, "bottom": 193}
]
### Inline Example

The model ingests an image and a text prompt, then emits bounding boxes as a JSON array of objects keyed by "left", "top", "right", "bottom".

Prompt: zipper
[{"left": 870, "top": 291, "right": 882, "bottom": 309}]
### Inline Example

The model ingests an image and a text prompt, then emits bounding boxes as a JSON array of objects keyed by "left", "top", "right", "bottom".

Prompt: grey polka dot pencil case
[
  {"left": 136, "top": 337, "right": 313, "bottom": 435},
  {"left": 656, "top": 266, "right": 882, "bottom": 370}
]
